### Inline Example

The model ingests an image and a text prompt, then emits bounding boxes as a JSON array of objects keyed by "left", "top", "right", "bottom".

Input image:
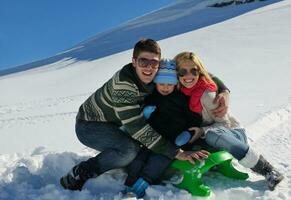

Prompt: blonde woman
[{"left": 174, "top": 52, "right": 283, "bottom": 191}]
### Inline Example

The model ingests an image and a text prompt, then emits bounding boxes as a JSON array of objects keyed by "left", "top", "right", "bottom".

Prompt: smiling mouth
[
  {"left": 183, "top": 78, "right": 194, "bottom": 83},
  {"left": 142, "top": 71, "right": 153, "bottom": 76}
]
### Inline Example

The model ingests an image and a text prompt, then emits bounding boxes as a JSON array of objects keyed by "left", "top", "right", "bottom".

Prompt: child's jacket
[{"left": 145, "top": 89, "right": 202, "bottom": 144}]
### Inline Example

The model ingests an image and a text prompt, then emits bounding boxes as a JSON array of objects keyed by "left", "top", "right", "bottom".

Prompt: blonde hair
[{"left": 174, "top": 52, "right": 215, "bottom": 85}]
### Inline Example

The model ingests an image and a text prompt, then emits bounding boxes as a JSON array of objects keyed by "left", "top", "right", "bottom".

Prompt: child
[
  {"left": 174, "top": 51, "right": 284, "bottom": 190},
  {"left": 123, "top": 59, "right": 228, "bottom": 197},
  {"left": 143, "top": 59, "right": 203, "bottom": 145}
]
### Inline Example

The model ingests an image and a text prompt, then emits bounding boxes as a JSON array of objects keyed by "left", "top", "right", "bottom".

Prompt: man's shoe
[{"left": 60, "top": 163, "right": 96, "bottom": 191}]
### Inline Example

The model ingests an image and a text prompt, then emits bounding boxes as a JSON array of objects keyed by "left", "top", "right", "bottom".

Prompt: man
[{"left": 60, "top": 39, "right": 229, "bottom": 191}]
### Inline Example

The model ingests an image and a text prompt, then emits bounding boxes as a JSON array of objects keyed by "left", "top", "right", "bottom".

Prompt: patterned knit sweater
[{"left": 76, "top": 63, "right": 167, "bottom": 150}]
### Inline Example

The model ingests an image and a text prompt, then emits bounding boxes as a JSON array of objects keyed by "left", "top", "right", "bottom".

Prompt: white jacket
[{"left": 200, "top": 90, "right": 241, "bottom": 134}]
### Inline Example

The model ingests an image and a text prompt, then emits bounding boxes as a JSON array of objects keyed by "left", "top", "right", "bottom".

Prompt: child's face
[{"left": 156, "top": 83, "right": 175, "bottom": 96}]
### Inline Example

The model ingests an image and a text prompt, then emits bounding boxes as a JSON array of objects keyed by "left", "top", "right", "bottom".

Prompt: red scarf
[{"left": 181, "top": 78, "right": 217, "bottom": 113}]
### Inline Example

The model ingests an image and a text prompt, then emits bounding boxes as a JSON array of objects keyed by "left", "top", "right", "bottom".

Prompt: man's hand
[
  {"left": 212, "top": 90, "right": 229, "bottom": 117},
  {"left": 188, "top": 127, "right": 204, "bottom": 143},
  {"left": 175, "top": 149, "right": 210, "bottom": 164}
]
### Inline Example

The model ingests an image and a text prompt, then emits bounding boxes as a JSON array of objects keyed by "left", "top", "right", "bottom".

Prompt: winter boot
[
  {"left": 123, "top": 177, "right": 149, "bottom": 198},
  {"left": 60, "top": 162, "right": 97, "bottom": 191},
  {"left": 251, "top": 155, "right": 284, "bottom": 190}
]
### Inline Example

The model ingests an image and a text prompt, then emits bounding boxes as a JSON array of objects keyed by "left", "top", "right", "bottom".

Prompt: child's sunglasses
[{"left": 177, "top": 68, "right": 199, "bottom": 77}]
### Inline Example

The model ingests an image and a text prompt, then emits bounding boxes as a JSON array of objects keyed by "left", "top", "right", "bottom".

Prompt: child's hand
[
  {"left": 175, "top": 131, "right": 192, "bottom": 146},
  {"left": 175, "top": 149, "right": 210, "bottom": 164},
  {"left": 188, "top": 127, "right": 204, "bottom": 143},
  {"left": 143, "top": 105, "right": 156, "bottom": 120}
]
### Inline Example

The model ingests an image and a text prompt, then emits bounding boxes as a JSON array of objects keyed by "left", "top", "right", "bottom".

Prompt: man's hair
[{"left": 133, "top": 38, "right": 161, "bottom": 59}]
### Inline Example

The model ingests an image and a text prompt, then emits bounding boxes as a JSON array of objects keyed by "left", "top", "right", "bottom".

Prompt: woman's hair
[{"left": 174, "top": 51, "right": 215, "bottom": 84}]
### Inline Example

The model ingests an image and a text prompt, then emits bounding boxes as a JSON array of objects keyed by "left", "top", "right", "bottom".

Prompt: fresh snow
[{"left": 1, "top": 0, "right": 291, "bottom": 199}]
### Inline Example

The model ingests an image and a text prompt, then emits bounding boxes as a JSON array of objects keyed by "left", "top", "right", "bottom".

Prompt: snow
[{"left": 0, "top": 0, "right": 291, "bottom": 199}]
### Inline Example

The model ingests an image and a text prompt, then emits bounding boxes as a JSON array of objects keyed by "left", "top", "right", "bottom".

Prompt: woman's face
[{"left": 177, "top": 60, "right": 200, "bottom": 88}]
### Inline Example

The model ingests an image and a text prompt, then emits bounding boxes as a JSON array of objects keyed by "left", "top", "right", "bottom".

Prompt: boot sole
[{"left": 269, "top": 175, "right": 284, "bottom": 191}]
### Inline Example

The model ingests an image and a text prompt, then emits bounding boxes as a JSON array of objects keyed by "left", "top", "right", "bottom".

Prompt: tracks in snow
[{"left": 0, "top": 93, "right": 90, "bottom": 129}]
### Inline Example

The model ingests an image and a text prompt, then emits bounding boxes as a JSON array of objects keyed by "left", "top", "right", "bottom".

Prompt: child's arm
[
  {"left": 143, "top": 92, "right": 159, "bottom": 120},
  {"left": 143, "top": 105, "right": 157, "bottom": 120}
]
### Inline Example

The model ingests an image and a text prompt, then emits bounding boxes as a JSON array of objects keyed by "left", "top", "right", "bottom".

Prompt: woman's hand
[
  {"left": 212, "top": 90, "right": 229, "bottom": 117},
  {"left": 175, "top": 149, "right": 210, "bottom": 164},
  {"left": 188, "top": 127, "right": 204, "bottom": 143}
]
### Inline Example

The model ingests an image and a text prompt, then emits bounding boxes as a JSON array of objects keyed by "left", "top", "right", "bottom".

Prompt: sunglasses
[
  {"left": 177, "top": 68, "right": 199, "bottom": 77},
  {"left": 136, "top": 57, "right": 160, "bottom": 69}
]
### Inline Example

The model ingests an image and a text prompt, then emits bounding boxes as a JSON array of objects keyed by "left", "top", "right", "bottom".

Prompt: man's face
[{"left": 132, "top": 52, "right": 160, "bottom": 84}]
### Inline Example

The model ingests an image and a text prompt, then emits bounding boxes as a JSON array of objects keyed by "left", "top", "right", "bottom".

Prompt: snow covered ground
[{"left": 1, "top": 0, "right": 291, "bottom": 199}]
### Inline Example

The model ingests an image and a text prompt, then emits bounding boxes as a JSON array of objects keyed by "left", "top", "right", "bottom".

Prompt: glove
[
  {"left": 143, "top": 105, "right": 156, "bottom": 120},
  {"left": 175, "top": 131, "right": 192, "bottom": 146}
]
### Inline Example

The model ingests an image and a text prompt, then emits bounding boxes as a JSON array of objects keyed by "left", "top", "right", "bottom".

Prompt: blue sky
[{"left": 0, "top": 0, "right": 174, "bottom": 71}]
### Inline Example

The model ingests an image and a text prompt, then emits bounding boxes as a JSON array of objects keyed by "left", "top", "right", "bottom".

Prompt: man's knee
[{"left": 118, "top": 142, "right": 141, "bottom": 165}]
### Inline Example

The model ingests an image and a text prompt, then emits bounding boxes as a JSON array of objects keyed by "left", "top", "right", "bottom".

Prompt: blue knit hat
[{"left": 154, "top": 59, "right": 178, "bottom": 85}]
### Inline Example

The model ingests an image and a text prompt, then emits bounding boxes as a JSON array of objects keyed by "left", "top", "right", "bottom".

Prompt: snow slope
[
  {"left": 0, "top": 0, "right": 280, "bottom": 76},
  {"left": 0, "top": 0, "right": 291, "bottom": 199}
]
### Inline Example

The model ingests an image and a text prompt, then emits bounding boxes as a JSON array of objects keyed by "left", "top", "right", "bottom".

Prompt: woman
[{"left": 174, "top": 51, "right": 283, "bottom": 191}]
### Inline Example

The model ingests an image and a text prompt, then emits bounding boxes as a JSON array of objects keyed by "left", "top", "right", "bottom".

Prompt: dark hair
[{"left": 133, "top": 38, "right": 161, "bottom": 59}]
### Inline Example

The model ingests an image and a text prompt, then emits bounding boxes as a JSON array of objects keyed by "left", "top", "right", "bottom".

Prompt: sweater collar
[{"left": 122, "top": 63, "right": 155, "bottom": 94}]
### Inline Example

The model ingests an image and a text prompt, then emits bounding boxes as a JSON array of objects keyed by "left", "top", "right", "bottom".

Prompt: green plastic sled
[{"left": 170, "top": 150, "right": 249, "bottom": 197}]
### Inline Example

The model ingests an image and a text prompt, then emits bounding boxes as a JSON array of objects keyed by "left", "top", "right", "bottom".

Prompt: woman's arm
[
  {"left": 200, "top": 90, "right": 231, "bottom": 133},
  {"left": 210, "top": 74, "right": 230, "bottom": 117}
]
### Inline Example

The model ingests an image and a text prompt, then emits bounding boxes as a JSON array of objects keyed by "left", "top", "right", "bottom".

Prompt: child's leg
[
  {"left": 124, "top": 150, "right": 172, "bottom": 198},
  {"left": 140, "top": 152, "right": 173, "bottom": 184},
  {"left": 124, "top": 147, "right": 151, "bottom": 187}
]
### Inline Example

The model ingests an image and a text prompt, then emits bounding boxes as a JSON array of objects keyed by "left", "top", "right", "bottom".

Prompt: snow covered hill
[
  {"left": 0, "top": 0, "right": 291, "bottom": 199},
  {"left": 0, "top": 0, "right": 281, "bottom": 76}
]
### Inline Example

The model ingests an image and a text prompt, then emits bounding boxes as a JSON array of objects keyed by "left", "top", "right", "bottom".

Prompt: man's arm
[
  {"left": 112, "top": 87, "right": 180, "bottom": 159},
  {"left": 210, "top": 74, "right": 230, "bottom": 94},
  {"left": 111, "top": 84, "right": 162, "bottom": 149}
]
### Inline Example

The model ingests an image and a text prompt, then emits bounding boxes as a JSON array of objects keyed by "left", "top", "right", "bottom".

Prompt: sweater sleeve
[
  {"left": 210, "top": 73, "right": 230, "bottom": 94},
  {"left": 111, "top": 83, "right": 163, "bottom": 149},
  {"left": 200, "top": 91, "right": 232, "bottom": 134}
]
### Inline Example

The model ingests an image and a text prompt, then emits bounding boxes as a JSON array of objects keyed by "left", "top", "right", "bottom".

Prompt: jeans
[
  {"left": 205, "top": 127, "right": 249, "bottom": 160},
  {"left": 75, "top": 120, "right": 141, "bottom": 175}
]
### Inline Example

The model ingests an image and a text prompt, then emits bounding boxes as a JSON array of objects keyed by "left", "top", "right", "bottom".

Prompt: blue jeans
[
  {"left": 75, "top": 120, "right": 141, "bottom": 175},
  {"left": 205, "top": 127, "right": 249, "bottom": 160}
]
